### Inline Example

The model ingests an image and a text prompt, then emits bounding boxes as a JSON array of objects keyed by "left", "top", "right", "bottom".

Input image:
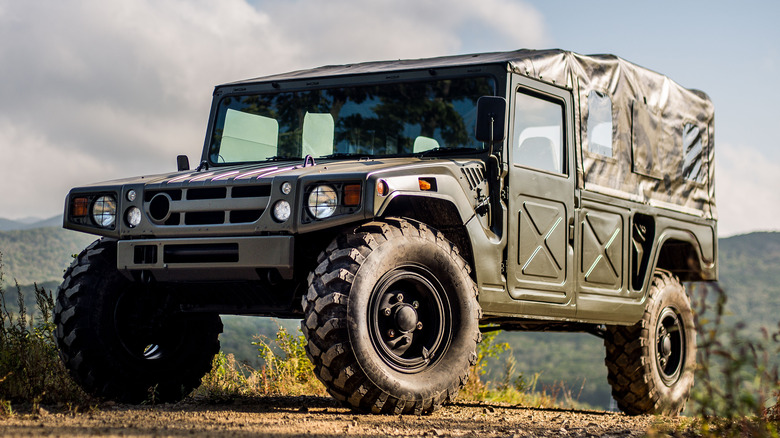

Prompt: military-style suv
[{"left": 55, "top": 49, "right": 716, "bottom": 416}]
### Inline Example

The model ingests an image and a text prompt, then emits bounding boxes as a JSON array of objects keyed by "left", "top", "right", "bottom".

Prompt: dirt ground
[{"left": 0, "top": 396, "right": 688, "bottom": 437}]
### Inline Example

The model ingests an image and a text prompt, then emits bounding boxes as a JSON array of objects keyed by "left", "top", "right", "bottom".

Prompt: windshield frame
[{"left": 202, "top": 65, "right": 507, "bottom": 167}]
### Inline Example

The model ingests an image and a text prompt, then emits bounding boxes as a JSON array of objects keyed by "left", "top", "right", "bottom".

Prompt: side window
[
  {"left": 586, "top": 90, "right": 613, "bottom": 157},
  {"left": 513, "top": 90, "right": 565, "bottom": 174},
  {"left": 682, "top": 123, "right": 705, "bottom": 184}
]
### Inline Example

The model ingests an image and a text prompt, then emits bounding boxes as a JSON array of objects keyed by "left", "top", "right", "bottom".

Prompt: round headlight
[
  {"left": 126, "top": 206, "right": 142, "bottom": 228},
  {"left": 307, "top": 185, "right": 337, "bottom": 219},
  {"left": 126, "top": 190, "right": 137, "bottom": 202},
  {"left": 272, "top": 200, "right": 291, "bottom": 222},
  {"left": 92, "top": 195, "right": 117, "bottom": 228},
  {"left": 281, "top": 181, "right": 292, "bottom": 195}
]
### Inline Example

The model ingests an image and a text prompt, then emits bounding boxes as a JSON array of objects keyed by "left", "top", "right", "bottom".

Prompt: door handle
[{"left": 568, "top": 217, "right": 575, "bottom": 243}]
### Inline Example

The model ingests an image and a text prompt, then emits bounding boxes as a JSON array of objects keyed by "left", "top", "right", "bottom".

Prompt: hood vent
[{"left": 460, "top": 166, "right": 486, "bottom": 191}]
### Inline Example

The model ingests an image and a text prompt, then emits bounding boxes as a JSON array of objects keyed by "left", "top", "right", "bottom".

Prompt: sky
[{"left": 0, "top": 0, "right": 777, "bottom": 237}]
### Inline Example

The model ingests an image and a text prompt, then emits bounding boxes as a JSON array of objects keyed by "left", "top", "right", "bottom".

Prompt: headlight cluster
[
  {"left": 305, "top": 183, "right": 361, "bottom": 221},
  {"left": 307, "top": 185, "right": 338, "bottom": 219},
  {"left": 70, "top": 191, "right": 142, "bottom": 230},
  {"left": 70, "top": 194, "right": 119, "bottom": 229},
  {"left": 92, "top": 195, "right": 117, "bottom": 228}
]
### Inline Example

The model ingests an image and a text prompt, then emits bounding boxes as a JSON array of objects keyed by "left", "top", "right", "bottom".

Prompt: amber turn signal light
[
  {"left": 376, "top": 180, "right": 388, "bottom": 197},
  {"left": 343, "top": 184, "right": 361, "bottom": 206},
  {"left": 418, "top": 178, "right": 436, "bottom": 191},
  {"left": 72, "top": 197, "right": 89, "bottom": 217}
]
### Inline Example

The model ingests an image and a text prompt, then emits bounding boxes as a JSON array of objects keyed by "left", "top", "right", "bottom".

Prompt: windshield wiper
[
  {"left": 266, "top": 155, "right": 300, "bottom": 161},
  {"left": 417, "top": 147, "right": 484, "bottom": 157},
  {"left": 320, "top": 152, "right": 374, "bottom": 159}
]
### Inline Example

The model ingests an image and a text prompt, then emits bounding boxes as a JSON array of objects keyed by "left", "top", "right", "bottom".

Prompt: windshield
[{"left": 208, "top": 76, "right": 496, "bottom": 164}]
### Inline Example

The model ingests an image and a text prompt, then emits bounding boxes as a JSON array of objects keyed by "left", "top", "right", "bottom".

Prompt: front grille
[{"left": 144, "top": 184, "right": 271, "bottom": 226}]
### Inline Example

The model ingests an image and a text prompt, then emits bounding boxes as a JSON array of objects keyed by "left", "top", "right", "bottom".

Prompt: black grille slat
[
  {"left": 187, "top": 187, "right": 227, "bottom": 200},
  {"left": 230, "top": 210, "right": 263, "bottom": 224},
  {"left": 144, "top": 189, "right": 182, "bottom": 202},
  {"left": 185, "top": 211, "right": 225, "bottom": 225},
  {"left": 233, "top": 185, "right": 272, "bottom": 198},
  {"left": 164, "top": 213, "right": 181, "bottom": 226}
]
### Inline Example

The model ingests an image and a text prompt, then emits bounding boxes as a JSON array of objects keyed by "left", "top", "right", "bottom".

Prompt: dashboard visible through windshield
[{"left": 208, "top": 76, "right": 496, "bottom": 164}]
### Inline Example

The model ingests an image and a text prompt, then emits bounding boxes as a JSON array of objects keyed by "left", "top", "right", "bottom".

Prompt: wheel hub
[
  {"left": 655, "top": 306, "right": 685, "bottom": 385},
  {"left": 394, "top": 303, "right": 419, "bottom": 332},
  {"left": 368, "top": 267, "right": 451, "bottom": 373}
]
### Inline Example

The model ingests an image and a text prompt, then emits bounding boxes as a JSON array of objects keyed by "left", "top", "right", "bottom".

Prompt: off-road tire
[
  {"left": 301, "top": 218, "right": 481, "bottom": 414},
  {"left": 54, "top": 239, "right": 222, "bottom": 404},
  {"left": 604, "top": 270, "right": 696, "bottom": 415}
]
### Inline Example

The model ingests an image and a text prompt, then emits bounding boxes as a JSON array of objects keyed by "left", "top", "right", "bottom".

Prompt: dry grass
[
  {"left": 0, "top": 252, "right": 88, "bottom": 412},
  {"left": 195, "top": 326, "right": 327, "bottom": 400}
]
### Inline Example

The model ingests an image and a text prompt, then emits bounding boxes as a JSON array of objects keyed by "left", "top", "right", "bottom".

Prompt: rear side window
[
  {"left": 586, "top": 90, "right": 613, "bottom": 157},
  {"left": 682, "top": 123, "right": 705, "bottom": 184}
]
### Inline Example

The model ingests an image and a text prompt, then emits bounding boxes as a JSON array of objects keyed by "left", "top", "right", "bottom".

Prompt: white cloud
[
  {"left": 715, "top": 143, "right": 780, "bottom": 237},
  {"left": 0, "top": 0, "right": 548, "bottom": 219},
  {"left": 0, "top": 119, "right": 114, "bottom": 216}
]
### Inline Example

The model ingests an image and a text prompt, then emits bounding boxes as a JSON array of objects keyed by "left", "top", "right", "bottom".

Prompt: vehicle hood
[{"left": 77, "top": 157, "right": 466, "bottom": 188}]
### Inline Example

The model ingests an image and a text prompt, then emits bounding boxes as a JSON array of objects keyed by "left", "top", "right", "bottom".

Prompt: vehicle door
[{"left": 505, "top": 76, "right": 576, "bottom": 316}]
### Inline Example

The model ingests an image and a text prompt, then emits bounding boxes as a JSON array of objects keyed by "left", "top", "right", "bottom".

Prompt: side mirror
[
  {"left": 177, "top": 155, "right": 190, "bottom": 171},
  {"left": 475, "top": 96, "right": 507, "bottom": 144}
]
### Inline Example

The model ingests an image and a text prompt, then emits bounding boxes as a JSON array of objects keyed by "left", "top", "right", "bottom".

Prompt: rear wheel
[
  {"left": 54, "top": 239, "right": 222, "bottom": 403},
  {"left": 604, "top": 270, "right": 696, "bottom": 415},
  {"left": 301, "top": 218, "right": 481, "bottom": 414}
]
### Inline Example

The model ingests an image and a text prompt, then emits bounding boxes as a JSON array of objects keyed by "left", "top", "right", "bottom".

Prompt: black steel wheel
[
  {"left": 368, "top": 265, "right": 451, "bottom": 374},
  {"left": 604, "top": 270, "right": 696, "bottom": 415},
  {"left": 655, "top": 306, "right": 685, "bottom": 385},
  {"left": 54, "top": 239, "right": 222, "bottom": 403},
  {"left": 301, "top": 218, "right": 481, "bottom": 414}
]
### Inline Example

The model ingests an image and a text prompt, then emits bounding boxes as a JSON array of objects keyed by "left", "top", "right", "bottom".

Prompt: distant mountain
[
  {"left": 0, "top": 215, "right": 62, "bottom": 232},
  {"left": 0, "top": 226, "right": 95, "bottom": 285}
]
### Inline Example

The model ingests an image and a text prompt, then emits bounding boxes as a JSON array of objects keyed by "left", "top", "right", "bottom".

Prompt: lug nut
[
  {"left": 412, "top": 301, "right": 419, "bottom": 309},
  {"left": 396, "top": 294, "right": 404, "bottom": 302},
  {"left": 383, "top": 308, "right": 391, "bottom": 316},
  {"left": 416, "top": 322, "right": 423, "bottom": 330},
  {"left": 388, "top": 329, "right": 396, "bottom": 338}
]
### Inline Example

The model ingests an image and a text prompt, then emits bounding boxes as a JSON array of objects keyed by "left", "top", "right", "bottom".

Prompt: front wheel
[
  {"left": 301, "top": 218, "right": 481, "bottom": 414},
  {"left": 54, "top": 239, "right": 222, "bottom": 403},
  {"left": 604, "top": 270, "right": 696, "bottom": 415}
]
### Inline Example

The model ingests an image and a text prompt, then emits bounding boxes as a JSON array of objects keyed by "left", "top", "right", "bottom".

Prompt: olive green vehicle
[{"left": 55, "top": 49, "right": 716, "bottom": 416}]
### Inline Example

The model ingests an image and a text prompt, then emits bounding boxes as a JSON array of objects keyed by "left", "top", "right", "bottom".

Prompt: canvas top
[{"left": 224, "top": 49, "right": 716, "bottom": 219}]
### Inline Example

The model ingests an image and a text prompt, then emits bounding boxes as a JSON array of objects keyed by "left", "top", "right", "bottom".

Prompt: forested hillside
[
  {"left": 1, "top": 226, "right": 778, "bottom": 409},
  {"left": 0, "top": 227, "right": 95, "bottom": 285}
]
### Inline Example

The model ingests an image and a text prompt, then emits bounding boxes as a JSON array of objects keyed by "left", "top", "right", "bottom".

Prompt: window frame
[{"left": 510, "top": 86, "right": 569, "bottom": 177}]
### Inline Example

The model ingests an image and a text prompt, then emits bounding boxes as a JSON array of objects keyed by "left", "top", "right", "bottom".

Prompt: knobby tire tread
[
  {"left": 301, "top": 218, "right": 480, "bottom": 415},
  {"left": 54, "top": 239, "right": 222, "bottom": 404},
  {"left": 603, "top": 271, "right": 693, "bottom": 415}
]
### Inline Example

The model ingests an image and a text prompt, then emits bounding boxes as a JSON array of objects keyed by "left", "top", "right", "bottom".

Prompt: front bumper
[{"left": 117, "top": 236, "right": 294, "bottom": 282}]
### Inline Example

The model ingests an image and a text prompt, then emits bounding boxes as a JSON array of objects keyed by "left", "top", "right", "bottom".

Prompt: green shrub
[
  {"left": 0, "top": 252, "right": 87, "bottom": 408},
  {"left": 458, "top": 329, "right": 584, "bottom": 409},
  {"left": 690, "top": 282, "right": 780, "bottom": 437},
  {"left": 197, "top": 324, "right": 326, "bottom": 400}
]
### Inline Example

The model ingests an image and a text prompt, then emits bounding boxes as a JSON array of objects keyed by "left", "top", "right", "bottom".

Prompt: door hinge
[
  {"left": 500, "top": 261, "right": 506, "bottom": 275},
  {"left": 500, "top": 187, "right": 508, "bottom": 202}
]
